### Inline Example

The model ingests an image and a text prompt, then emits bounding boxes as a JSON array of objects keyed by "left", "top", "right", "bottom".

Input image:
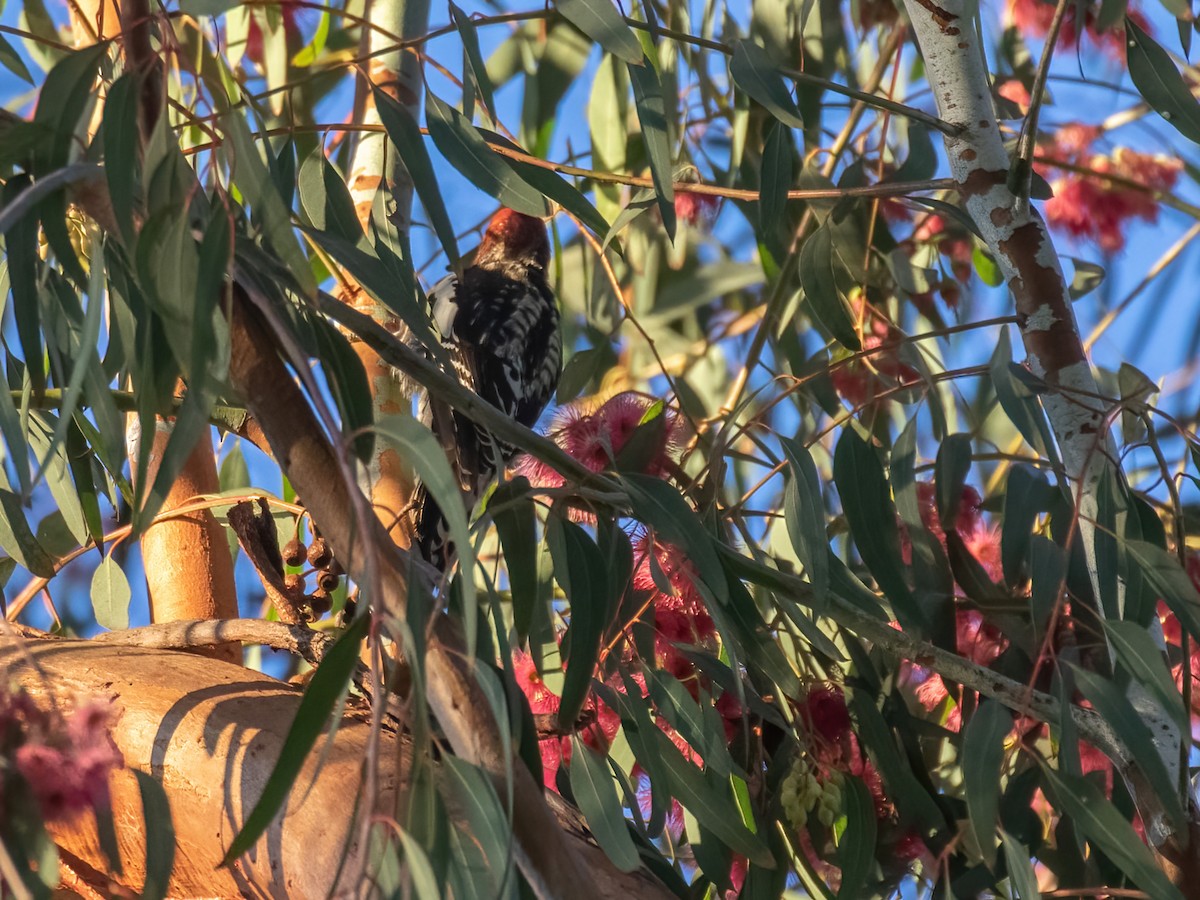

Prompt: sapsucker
[{"left": 412, "top": 209, "right": 561, "bottom": 569}]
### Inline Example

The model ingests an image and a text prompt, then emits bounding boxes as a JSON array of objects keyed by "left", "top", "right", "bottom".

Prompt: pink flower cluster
[
  {"left": 1036, "top": 123, "right": 1183, "bottom": 252},
  {"left": 795, "top": 685, "right": 930, "bottom": 867},
  {"left": 0, "top": 685, "right": 123, "bottom": 824},
  {"left": 516, "top": 392, "right": 685, "bottom": 517},
  {"left": 1006, "top": 0, "right": 1150, "bottom": 58},
  {"left": 514, "top": 532, "right": 741, "bottom": 791},
  {"left": 899, "top": 483, "right": 1007, "bottom": 728}
]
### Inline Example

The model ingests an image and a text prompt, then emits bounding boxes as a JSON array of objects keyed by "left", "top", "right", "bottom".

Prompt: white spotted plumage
[{"left": 410, "top": 210, "right": 561, "bottom": 569}]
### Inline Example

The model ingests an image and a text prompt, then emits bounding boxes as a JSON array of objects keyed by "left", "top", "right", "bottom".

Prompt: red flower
[
  {"left": 1036, "top": 125, "right": 1182, "bottom": 252},
  {"left": 997, "top": 79, "right": 1032, "bottom": 114},
  {"left": 903, "top": 482, "right": 1003, "bottom": 584},
  {"left": 515, "top": 392, "right": 684, "bottom": 510},
  {"left": 3, "top": 690, "right": 123, "bottom": 823},
  {"left": 512, "top": 650, "right": 621, "bottom": 788},
  {"left": 1007, "top": 0, "right": 1150, "bottom": 58},
  {"left": 674, "top": 191, "right": 720, "bottom": 229},
  {"left": 830, "top": 298, "right": 920, "bottom": 408}
]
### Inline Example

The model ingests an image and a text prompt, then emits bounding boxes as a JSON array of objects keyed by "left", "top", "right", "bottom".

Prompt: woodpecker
[{"left": 412, "top": 209, "right": 561, "bottom": 569}]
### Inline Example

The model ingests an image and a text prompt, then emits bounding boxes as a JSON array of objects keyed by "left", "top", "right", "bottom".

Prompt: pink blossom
[
  {"left": 996, "top": 79, "right": 1032, "bottom": 114},
  {"left": 1006, "top": 0, "right": 1150, "bottom": 58},
  {"left": 4, "top": 692, "right": 123, "bottom": 823},
  {"left": 674, "top": 191, "right": 720, "bottom": 229},
  {"left": 830, "top": 299, "right": 921, "bottom": 408},
  {"left": 1036, "top": 125, "right": 1183, "bottom": 252},
  {"left": 515, "top": 393, "right": 684, "bottom": 509}
]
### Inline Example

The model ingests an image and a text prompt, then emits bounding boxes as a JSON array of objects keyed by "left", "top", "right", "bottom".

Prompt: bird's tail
[{"left": 412, "top": 482, "right": 452, "bottom": 572}]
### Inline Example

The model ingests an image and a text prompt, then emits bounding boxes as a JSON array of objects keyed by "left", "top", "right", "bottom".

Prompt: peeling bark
[{"left": 901, "top": 0, "right": 1189, "bottom": 851}]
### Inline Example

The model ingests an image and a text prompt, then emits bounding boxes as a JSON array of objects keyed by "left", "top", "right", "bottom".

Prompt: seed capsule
[
  {"left": 282, "top": 538, "right": 306, "bottom": 568},
  {"left": 307, "top": 536, "right": 332, "bottom": 569}
]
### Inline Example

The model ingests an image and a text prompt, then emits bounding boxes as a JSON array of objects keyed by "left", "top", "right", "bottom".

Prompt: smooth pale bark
[
  {"left": 136, "top": 426, "right": 241, "bottom": 663},
  {"left": 343, "top": 0, "right": 433, "bottom": 546},
  {"left": 2, "top": 634, "right": 673, "bottom": 899},
  {"left": 901, "top": 0, "right": 1187, "bottom": 848}
]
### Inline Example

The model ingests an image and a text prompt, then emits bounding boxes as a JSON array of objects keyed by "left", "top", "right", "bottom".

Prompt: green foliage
[{"left": 4, "top": 1, "right": 1200, "bottom": 897}]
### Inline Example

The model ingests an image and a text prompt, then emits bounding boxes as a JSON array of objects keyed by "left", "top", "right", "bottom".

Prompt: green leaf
[
  {"left": 833, "top": 430, "right": 921, "bottom": 632},
  {"left": 935, "top": 433, "right": 972, "bottom": 533},
  {"left": 799, "top": 225, "right": 860, "bottom": 351},
  {"left": 219, "top": 441, "right": 251, "bottom": 492},
  {"left": 569, "top": 736, "right": 641, "bottom": 872},
  {"left": 450, "top": 3, "right": 496, "bottom": 121},
  {"left": 425, "top": 90, "right": 547, "bottom": 217},
  {"left": 779, "top": 436, "right": 828, "bottom": 608},
  {"left": 92, "top": 553, "right": 131, "bottom": 631},
  {"left": 374, "top": 89, "right": 460, "bottom": 266},
  {"left": 646, "top": 261, "right": 764, "bottom": 326},
  {"left": 0, "top": 487, "right": 55, "bottom": 577},
  {"left": 627, "top": 57, "right": 676, "bottom": 239},
  {"left": 3, "top": 174, "right": 45, "bottom": 396},
  {"left": 222, "top": 613, "right": 369, "bottom": 865},
  {"left": 1125, "top": 538, "right": 1200, "bottom": 639},
  {"left": 491, "top": 478, "right": 539, "bottom": 642},
  {"left": 650, "top": 727, "right": 773, "bottom": 866},
  {"left": 546, "top": 513, "right": 612, "bottom": 728},
  {"left": 310, "top": 317, "right": 374, "bottom": 464},
  {"left": 396, "top": 830, "right": 443, "bottom": 900},
  {"left": 441, "top": 757, "right": 512, "bottom": 895},
  {"left": 1127, "top": 19, "right": 1200, "bottom": 146},
  {"left": 1104, "top": 619, "right": 1188, "bottom": 731},
  {"left": 556, "top": 0, "right": 644, "bottom": 64},
  {"left": 589, "top": 54, "right": 628, "bottom": 225},
  {"left": 1000, "top": 829, "right": 1041, "bottom": 900},
  {"left": 758, "top": 123, "right": 793, "bottom": 250},
  {"left": 298, "top": 147, "right": 362, "bottom": 245},
  {"left": 375, "top": 415, "right": 476, "bottom": 646},
  {"left": 646, "top": 669, "right": 735, "bottom": 777},
  {"left": 961, "top": 700, "right": 1012, "bottom": 867},
  {"left": 32, "top": 43, "right": 106, "bottom": 174},
  {"left": 0, "top": 32, "right": 32, "bottom": 84},
  {"left": 730, "top": 41, "right": 804, "bottom": 128},
  {"left": 134, "top": 771, "right": 176, "bottom": 900},
  {"left": 1071, "top": 664, "right": 1186, "bottom": 832},
  {"left": 220, "top": 107, "right": 316, "bottom": 296},
  {"left": 484, "top": 131, "right": 611, "bottom": 239},
  {"left": 1068, "top": 258, "right": 1105, "bottom": 300},
  {"left": 989, "top": 328, "right": 1057, "bottom": 464},
  {"left": 103, "top": 73, "right": 141, "bottom": 243},
  {"left": 835, "top": 777, "right": 877, "bottom": 900},
  {"left": 1002, "top": 465, "right": 1048, "bottom": 589},
  {"left": 1039, "top": 762, "right": 1182, "bottom": 899},
  {"left": 556, "top": 346, "right": 608, "bottom": 402}
]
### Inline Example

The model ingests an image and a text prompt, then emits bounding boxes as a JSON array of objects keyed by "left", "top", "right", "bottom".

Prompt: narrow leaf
[
  {"left": 627, "top": 58, "right": 676, "bottom": 239},
  {"left": 730, "top": 40, "right": 804, "bottom": 127},
  {"left": 1039, "top": 762, "right": 1182, "bottom": 899},
  {"left": 569, "top": 736, "right": 641, "bottom": 872},
  {"left": 1127, "top": 19, "right": 1200, "bottom": 145},
  {"left": 557, "top": 0, "right": 644, "bottom": 64},
  {"left": 425, "top": 90, "right": 547, "bottom": 217},
  {"left": 962, "top": 700, "right": 1012, "bottom": 867}
]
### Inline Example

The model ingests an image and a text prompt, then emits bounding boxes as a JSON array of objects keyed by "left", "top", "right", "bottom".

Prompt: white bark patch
[
  {"left": 1024, "top": 304, "right": 1058, "bottom": 332},
  {"left": 903, "top": 0, "right": 1187, "bottom": 838}
]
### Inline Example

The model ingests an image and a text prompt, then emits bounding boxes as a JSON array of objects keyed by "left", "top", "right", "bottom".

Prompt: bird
[{"left": 410, "top": 208, "right": 562, "bottom": 570}]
